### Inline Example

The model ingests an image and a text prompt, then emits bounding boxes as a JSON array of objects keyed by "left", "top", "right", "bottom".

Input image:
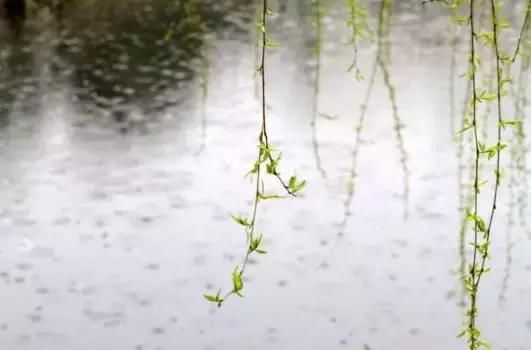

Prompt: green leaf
[
  {"left": 265, "top": 38, "right": 279, "bottom": 49},
  {"left": 203, "top": 294, "right": 219, "bottom": 303},
  {"left": 287, "top": 175, "right": 307, "bottom": 193},
  {"left": 288, "top": 176, "right": 296, "bottom": 189},
  {"left": 203, "top": 294, "right": 217, "bottom": 302},
  {"left": 250, "top": 234, "right": 263, "bottom": 251},
  {"left": 266, "top": 153, "right": 281, "bottom": 174},
  {"left": 477, "top": 217, "right": 487, "bottom": 233},
  {"left": 258, "top": 193, "right": 284, "bottom": 200},
  {"left": 294, "top": 179, "right": 307, "bottom": 192},
  {"left": 457, "top": 329, "right": 467, "bottom": 338},
  {"left": 499, "top": 78, "right": 512, "bottom": 88},
  {"left": 500, "top": 119, "right": 522, "bottom": 128},
  {"left": 246, "top": 162, "right": 260, "bottom": 178},
  {"left": 255, "top": 249, "right": 267, "bottom": 254},
  {"left": 232, "top": 268, "right": 244, "bottom": 292},
  {"left": 478, "top": 91, "right": 497, "bottom": 102},
  {"left": 230, "top": 213, "right": 251, "bottom": 227},
  {"left": 256, "top": 21, "right": 265, "bottom": 33},
  {"left": 457, "top": 124, "right": 473, "bottom": 134}
]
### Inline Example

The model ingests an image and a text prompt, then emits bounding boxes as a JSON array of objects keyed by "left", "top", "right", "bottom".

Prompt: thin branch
[
  {"left": 467, "top": 0, "right": 481, "bottom": 346},
  {"left": 217, "top": 0, "right": 270, "bottom": 306},
  {"left": 511, "top": 0, "right": 531, "bottom": 62},
  {"left": 474, "top": 0, "right": 504, "bottom": 293}
]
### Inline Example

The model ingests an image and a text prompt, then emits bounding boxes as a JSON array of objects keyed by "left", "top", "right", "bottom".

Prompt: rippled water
[{"left": 1, "top": 1, "right": 531, "bottom": 349}]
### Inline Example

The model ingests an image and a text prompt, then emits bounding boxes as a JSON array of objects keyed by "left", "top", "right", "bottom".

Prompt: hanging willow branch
[
  {"left": 461, "top": 0, "right": 511, "bottom": 348},
  {"left": 461, "top": 0, "right": 483, "bottom": 346},
  {"left": 473, "top": 0, "right": 505, "bottom": 302},
  {"left": 204, "top": 0, "right": 305, "bottom": 307}
]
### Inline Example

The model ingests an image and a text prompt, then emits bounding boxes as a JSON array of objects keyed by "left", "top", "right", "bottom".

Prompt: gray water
[{"left": 1, "top": 1, "right": 531, "bottom": 349}]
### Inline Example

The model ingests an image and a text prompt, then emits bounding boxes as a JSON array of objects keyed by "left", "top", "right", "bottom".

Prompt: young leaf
[
  {"left": 457, "top": 124, "right": 473, "bottom": 134},
  {"left": 258, "top": 193, "right": 284, "bottom": 200},
  {"left": 246, "top": 162, "right": 260, "bottom": 178},
  {"left": 230, "top": 213, "right": 251, "bottom": 227},
  {"left": 232, "top": 268, "right": 244, "bottom": 292},
  {"left": 288, "top": 176, "right": 296, "bottom": 189},
  {"left": 204, "top": 294, "right": 218, "bottom": 303}
]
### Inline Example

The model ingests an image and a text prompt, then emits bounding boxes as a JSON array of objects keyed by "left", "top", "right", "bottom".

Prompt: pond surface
[{"left": 1, "top": 1, "right": 531, "bottom": 349}]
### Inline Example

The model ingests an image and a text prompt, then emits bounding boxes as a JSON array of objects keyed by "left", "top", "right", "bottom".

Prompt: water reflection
[
  {"left": 58, "top": 2, "right": 204, "bottom": 115},
  {"left": 2, "top": 0, "right": 26, "bottom": 38},
  {"left": 0, "top": 0, "right": 255, "bottom": 127}
]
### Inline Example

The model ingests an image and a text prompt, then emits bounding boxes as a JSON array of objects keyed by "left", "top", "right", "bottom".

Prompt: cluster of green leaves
[
  {"left": 204, "top": 145, "right": 305, "bottom": 306},
  {"left": 478, "top": 141, "right": 506, "bottom": 160},
  {"left": 204, "top": 2, "right": 305, "bottom": 307},
  {"left": 248, "top": 142, "right": 306, "bottom": 196}
]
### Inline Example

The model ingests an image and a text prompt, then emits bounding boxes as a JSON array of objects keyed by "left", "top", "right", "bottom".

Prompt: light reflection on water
[{"left": 0, "top": 1, "right": 531, "bottom": 349}]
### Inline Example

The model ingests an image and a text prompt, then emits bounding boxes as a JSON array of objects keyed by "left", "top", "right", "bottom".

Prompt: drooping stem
[
  {"left": 457, "top": 77, "right": 473, "bottom": 302},
  {"left": 205, "top": 0, "right": 304, "bottom": 308},
  {"left": 254, "top": 2, "right": 262, "bottom": 99},
  {"left": 464, "top": 0, "right": 505, "bottom": 347},
  {"left": 474, "top": 0, "right": 503, "bottom": 293},
  {"left": 215, "top": 0, "right": 271, "bottom": 307},
  {"left": 466, "top": 0, "right": 481, "bottom": 346}
]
